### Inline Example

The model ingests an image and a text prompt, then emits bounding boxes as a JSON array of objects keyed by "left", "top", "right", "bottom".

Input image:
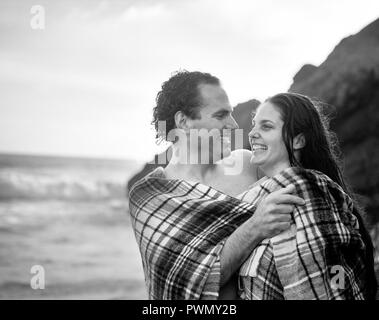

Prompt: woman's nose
[{"left": 248, "top": 128, "right": 259, "bottom": 139}]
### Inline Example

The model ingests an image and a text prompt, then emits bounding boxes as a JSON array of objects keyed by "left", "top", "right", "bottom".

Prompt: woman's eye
[{"left": 262, "top": 124, "right": 272, "bottom": 130}]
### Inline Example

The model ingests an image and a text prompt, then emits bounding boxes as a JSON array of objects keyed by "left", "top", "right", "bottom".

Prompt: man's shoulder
[
  {"left": 221, "top": 149, "right": 256, "bottom": 176},
  {"left": 128, "top": 167, "right": 166, "bottom": 199},
  {"left": 213, "top": 149, "right": 258, "bottom": 196}
]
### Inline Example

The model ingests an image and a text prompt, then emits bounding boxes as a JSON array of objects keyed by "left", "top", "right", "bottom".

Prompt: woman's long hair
[{"left": 266, "top": 92, "right": 377, "bottom": 299}]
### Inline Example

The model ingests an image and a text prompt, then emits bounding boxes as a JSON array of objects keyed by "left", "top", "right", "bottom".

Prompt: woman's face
[{"left": 248, "top": 101, "right": 290, "bottom": 176}]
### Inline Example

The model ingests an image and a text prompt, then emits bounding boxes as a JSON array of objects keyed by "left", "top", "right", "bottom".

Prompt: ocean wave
[{"left": 0, "top": 169, "right": 128, "bottom": 201}]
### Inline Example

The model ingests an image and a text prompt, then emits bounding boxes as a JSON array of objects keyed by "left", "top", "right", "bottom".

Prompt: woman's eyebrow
[{"left": 258, "top": 119, "right": 275, "bottom": 124}]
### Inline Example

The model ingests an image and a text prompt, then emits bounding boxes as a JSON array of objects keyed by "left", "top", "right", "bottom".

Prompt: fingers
[
  {"left": 275, "top": 184, "right": 295, "bottom": 194},
  {"left": 272, "top": 214, "right": 291, "bottom": 223},
  {"left": 272, "top": 194, "right": 305, "bottom": 206},
  {"left": 274, "top": 222, "right": 291, "bottom": 232},
  {"left": 271, "top": 185, "right": 305, "bottom": 205},
  {"left": 270, "top": 206, "right": 292, "bottom": 222},
  {"left": 274, "top": 204, "right": 295, "bottom": 214}
]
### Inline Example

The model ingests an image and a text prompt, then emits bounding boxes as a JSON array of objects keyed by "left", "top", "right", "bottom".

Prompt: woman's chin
[{"left": 250, "top": 155, "right": 264, "bottom": 166}]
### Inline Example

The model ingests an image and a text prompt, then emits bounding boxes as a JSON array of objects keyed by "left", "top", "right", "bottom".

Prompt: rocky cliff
[{"left": 290, "top": 18, "right": 379, "bottom": 226}]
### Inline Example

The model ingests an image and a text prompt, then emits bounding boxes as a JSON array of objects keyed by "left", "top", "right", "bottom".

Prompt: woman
[{"left": 237, "top": 92, "right": 377, "bottom": 300}]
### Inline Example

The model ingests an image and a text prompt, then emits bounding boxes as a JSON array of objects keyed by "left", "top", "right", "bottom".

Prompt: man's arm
[
  {"left": 219, "top": 216, "right": 264, "bottom": 287},
  {"left": 219, "top": 184, "right": 305, "bottom": 287}
]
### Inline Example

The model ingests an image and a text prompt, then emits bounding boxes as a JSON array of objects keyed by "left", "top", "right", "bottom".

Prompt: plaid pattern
[
  {"left": 238, "top": 167, "right": 371, "bottom": 300},
  {"left": 128, "top": 167, "right": 256, "bottom": 300}
]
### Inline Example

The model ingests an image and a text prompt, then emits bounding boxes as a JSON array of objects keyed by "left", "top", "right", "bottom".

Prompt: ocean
[
  {"left": 1, "top": 153, "right": 378, "bottom": 299},
  {"left": 0, "top": 153, "right": 147, "bottom": 299}
]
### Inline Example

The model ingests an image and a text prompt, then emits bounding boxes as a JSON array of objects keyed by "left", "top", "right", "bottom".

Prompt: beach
[
  {"left": 0, "top": 153, "right": 146, "bottom": 299},
  {"left": 1, "top": 153, "right": 378, "bottom": 299}
]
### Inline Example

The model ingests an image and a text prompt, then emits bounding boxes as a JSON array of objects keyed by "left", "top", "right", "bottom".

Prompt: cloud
[{"left": 1, "top": 0, "right": 379, "bottom": 160}]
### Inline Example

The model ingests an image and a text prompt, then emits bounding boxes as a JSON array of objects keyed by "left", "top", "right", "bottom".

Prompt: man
[{"left": 129, "top": 70, "right": 304, "bottom": 299}]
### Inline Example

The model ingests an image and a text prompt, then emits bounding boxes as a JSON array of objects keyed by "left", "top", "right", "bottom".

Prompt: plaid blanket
[
  {"left": 128, "top": 167, "right": 256, "bottom": 300},
  {"left": 238, "top": 167, "right": 371, "bottom": 300}
]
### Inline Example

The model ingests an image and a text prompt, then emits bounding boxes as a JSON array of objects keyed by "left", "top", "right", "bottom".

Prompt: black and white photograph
[{"left": 1, "top": 0, "right": 379, "bottom": 302}]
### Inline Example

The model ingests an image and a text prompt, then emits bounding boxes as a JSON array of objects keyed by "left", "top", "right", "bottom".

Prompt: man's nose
[{"left": 225, "top": 115, "right": 239, "bottom": 129}]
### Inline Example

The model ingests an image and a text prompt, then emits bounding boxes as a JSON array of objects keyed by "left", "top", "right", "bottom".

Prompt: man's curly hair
[{"left": 152, "top": 70, "right": 220, "bottom": 142}]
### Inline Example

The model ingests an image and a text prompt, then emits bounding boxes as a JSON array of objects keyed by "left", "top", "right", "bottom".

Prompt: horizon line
[{"left": 0, "top": 150, "right": 144, "bottom": 163}]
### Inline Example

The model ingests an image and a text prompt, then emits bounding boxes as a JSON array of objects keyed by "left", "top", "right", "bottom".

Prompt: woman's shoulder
[
  {"left": 218, "top": 149, "right": 260, "bottom": 197},
  {"left": 269, "top": 167, "right": 341, "bottom": 190},
  {"left": 222, "top": 149, "right": 257, "bottom": 176},
  {"left": 256, "top": 167, "right": 349, "bottom": 203},
  {"left": 237, "top": 176, "right": 270, "bottom": 202},
  {"left": 225, "top": 148, "right": 252, "bottom": 164}
]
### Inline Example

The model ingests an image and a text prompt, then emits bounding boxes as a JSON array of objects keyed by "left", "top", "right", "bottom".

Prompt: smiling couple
[{"left": 128, "top": 70, "right": 377, "bottom": 300}]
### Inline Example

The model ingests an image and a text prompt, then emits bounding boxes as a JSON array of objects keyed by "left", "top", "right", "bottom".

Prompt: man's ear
[
  {"left": 293, "top": 133, "right": 306, "bottom": 150},
  {"left": 174, "top": 111, "right": 189, "bottom": 130}
]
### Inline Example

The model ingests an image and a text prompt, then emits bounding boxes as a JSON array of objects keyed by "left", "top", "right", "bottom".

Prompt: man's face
[{"left": 185, "top": 84, "right": 238, "bottom": 163}]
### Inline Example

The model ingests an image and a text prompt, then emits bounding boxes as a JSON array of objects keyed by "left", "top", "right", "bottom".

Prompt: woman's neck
[{"left": 261, "top": 161, "right": 291, "bottom": 178}]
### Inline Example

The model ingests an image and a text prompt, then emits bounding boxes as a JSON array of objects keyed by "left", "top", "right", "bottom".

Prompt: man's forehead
[{"left": 198, "top": 83, "right": 231, "bottom": 110}]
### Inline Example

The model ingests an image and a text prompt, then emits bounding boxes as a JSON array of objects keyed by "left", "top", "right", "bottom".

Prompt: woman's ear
[
  {"left": 293, "top": 133, "right": 306, "bottom": 150},
  {"left": 174, "top": 111, "right": 189, "bottom": 130}
]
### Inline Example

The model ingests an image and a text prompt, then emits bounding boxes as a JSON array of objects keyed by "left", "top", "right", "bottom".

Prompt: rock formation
[{"left": 290, "top": 18, "right": 379, "bottom": 226}]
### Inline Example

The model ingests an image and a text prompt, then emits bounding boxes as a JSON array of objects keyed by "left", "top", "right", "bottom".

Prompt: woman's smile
[{"left": 251, "top": 143, "right": 268, "bottom": 152}]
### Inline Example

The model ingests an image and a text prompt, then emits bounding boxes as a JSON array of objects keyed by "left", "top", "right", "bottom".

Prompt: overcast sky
[{"left": 1, "top": 0, "right": 378, "bottom": 161}]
